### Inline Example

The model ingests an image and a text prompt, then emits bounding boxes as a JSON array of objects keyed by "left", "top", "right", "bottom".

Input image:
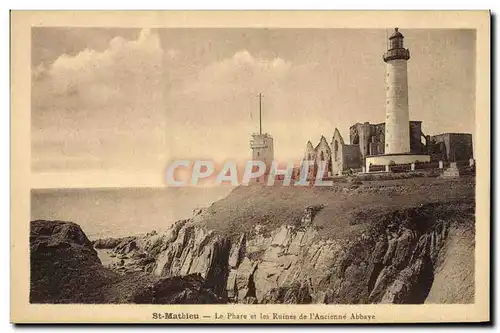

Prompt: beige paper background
[{"left": 11, "top": 10, "right": 490, "bottom": 324}]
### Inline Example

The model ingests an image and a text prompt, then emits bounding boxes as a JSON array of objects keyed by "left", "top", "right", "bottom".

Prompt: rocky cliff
[
  {"left": 30, "top": 220, "right": 116, "bottom": 303},
  {"left": 95, "top": 177, "right": 475, "bottom": 304},
  {"left": 30, "top": 220, "right": 226, "bottom": 304}
]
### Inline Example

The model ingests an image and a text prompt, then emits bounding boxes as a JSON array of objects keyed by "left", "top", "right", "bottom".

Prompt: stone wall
[
  {"left": 315, "top": 136, "right": 332, "bottom": 178},
  {"left": 343, "top": 144, "right": 362, "bottom": 170},
  {"left": 431, "top": 133, "right": 473, "bottom": 162},
  {"left": 331, "top": 129, "right": 346, "bottom": 175},
  {"left": 409, "top": 121, "right": 424, "bottom": 154},
  {"left": 366, "top": 154, "right": 431, "bottom": 170}
]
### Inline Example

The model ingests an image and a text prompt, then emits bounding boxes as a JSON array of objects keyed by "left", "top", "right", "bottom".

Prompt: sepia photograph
[{"left": 11, "top": 10, "right": 490, "bottom": 323}]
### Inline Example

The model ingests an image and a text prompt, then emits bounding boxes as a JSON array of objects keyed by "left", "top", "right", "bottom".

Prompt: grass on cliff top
[{"left": 197, "top": 176, "right": 475, "bottom": 240}]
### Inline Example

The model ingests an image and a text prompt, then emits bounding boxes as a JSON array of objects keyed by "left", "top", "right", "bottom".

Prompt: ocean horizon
[{"left": 31, "top": 186, "right": 234, "bottom": 240}]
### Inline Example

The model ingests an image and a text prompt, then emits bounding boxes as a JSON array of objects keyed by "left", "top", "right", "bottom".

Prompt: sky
[{"left": 31, "top": 28, "right": 476, "bottom": 187}]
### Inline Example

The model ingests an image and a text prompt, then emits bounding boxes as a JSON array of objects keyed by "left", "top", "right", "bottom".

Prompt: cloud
[
  {"left": 163, "top": 50, "right": 324, "bottom": 163},
  {"left": 33, "top": 28, "right": 168, "bottom": 110},
  {"left": 178, "top": 50, "right": 293, "bottom": 99},
  {"left": 32, "top": 40, "right": 354, "bottom": 174},
  {"left": 166, "top": 49, "right": 180, "bottom": 59},
  {"left": 31, "top": 29, "right": 476, "bottom": 183},
  {"left": 32, "top": 29, "right": 176, "bottom": 172}
]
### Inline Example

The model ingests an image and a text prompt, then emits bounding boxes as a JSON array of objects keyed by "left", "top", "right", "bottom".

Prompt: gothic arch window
[
  {"left": 320, "top": 151, "right": 324, "bottom": 161},
  {"left": 334, "top": 141, "right": 339, "bottom": 161}
]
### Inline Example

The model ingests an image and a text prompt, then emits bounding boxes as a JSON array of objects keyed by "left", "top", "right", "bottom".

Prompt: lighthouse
[
  {"left": 383, "top": 28, "right": 411, "bottom": 154},
  {"left": 364, "top": 28, "right": 430, "bottom": 172}
]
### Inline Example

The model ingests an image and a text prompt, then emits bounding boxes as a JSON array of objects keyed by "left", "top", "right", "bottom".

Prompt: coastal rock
[
  {"left": 149, "top": 202, "right": 472, "bottom": 304},
  {"left": 93, "top": 237, "right": 130, "bottom": 249},
  {"left": 261, "top": 282, "right": 313, "bottom": 304},
  {"left": 228, "top": 233, "right": 246, "bottom": 268},
  {"left": 88, "top": 181, "right": 475, "bottom": 305},
  {"left": 30, "top": 220, "right": 226, "bottom": 304},
  {"left": 30, "top": 220, "right": 117, "bottom": 303}
]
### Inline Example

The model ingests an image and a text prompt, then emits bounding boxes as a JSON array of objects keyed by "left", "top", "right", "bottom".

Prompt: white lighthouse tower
[
  {"left": 383, "top": 28, "right": 411, "bottom": 154},
  {"left": 364, "top": 28, "right": 430, "bottom": 172}
]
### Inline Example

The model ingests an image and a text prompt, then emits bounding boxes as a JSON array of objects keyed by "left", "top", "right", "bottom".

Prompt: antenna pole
[{"left": 258, "top": 93, "right": 262, "bottom": 134}]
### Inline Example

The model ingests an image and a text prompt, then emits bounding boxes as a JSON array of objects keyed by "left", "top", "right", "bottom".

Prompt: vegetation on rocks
[
  {"left": 30, "top": 220, "right": 223, "bottom": 304},
  {"left": 31, "top": 176, "right": 475, "bottom": 304}
]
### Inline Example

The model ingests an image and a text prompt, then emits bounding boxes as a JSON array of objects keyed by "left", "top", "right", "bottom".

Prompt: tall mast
[{"left": 258, "top": 93, "right": 263, "bottom": 134}]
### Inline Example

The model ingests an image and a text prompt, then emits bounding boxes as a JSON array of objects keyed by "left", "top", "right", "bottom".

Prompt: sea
[{"left": 30, "top": 186, "right": 234, "bottom": 240}]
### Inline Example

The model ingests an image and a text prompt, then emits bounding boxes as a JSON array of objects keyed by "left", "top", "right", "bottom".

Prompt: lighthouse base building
[{"left": 301, "top": 28, "right": 473, "bottom": 176}]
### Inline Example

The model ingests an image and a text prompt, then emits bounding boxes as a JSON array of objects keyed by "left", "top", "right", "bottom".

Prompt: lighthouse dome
[{"left": 389, "top": 28, "right": 404, "bottom": 39}]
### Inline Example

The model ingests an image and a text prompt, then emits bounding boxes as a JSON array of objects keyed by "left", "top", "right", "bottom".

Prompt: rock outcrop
[
  {"left": 30, "top": 220, "right": 226, "bottom": 304},
  {"left": 30, "top": 220, "right": 117, "bottom": 303},
  {"left": 100, "top": 199, "right": 475, "bottom": 304},
  {"left": 132, "top": 273, "right": 225, "bottom": 304},
  {"left": 34, "top": 177, "right": 475, "bottom": 304}
]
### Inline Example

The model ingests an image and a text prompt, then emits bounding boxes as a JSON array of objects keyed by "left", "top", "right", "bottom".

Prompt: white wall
[
  {"left": 385, "top": 59, "right": 410, "bottom": 154},
  {"left": 366, "top": 154, "right": 430, "bottom": 170}
]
